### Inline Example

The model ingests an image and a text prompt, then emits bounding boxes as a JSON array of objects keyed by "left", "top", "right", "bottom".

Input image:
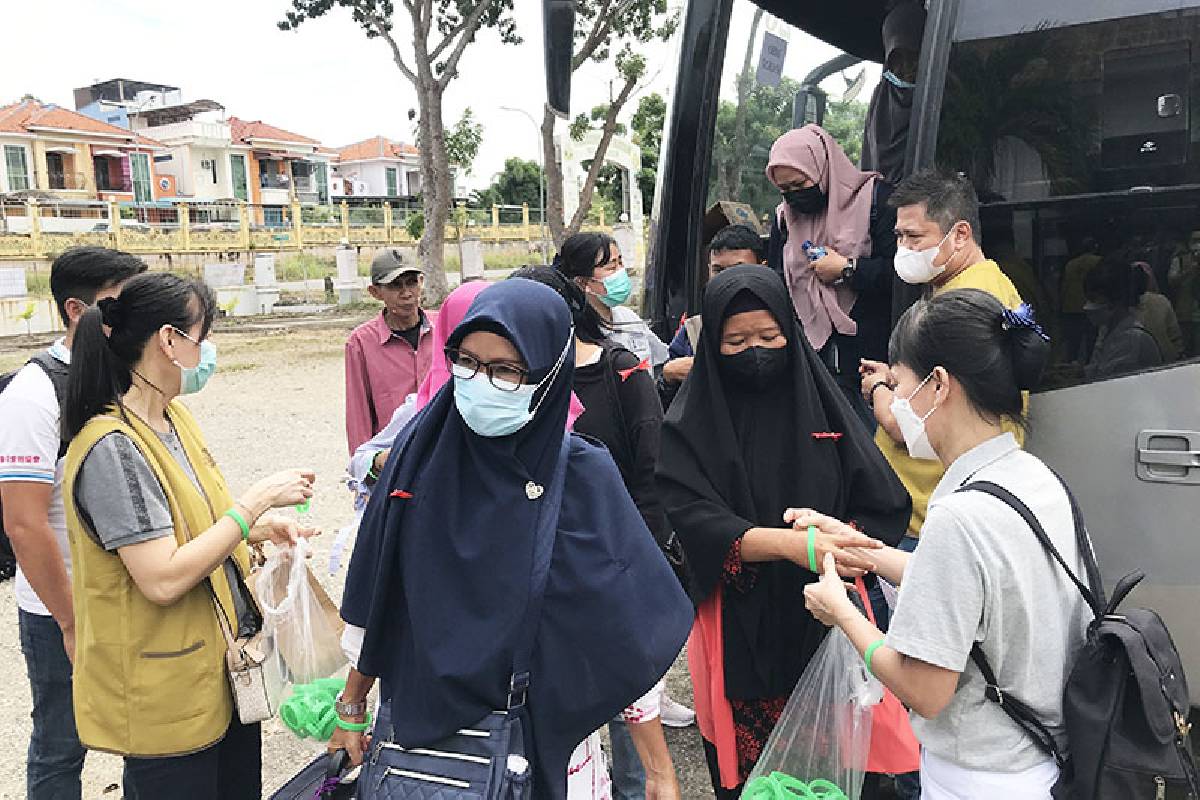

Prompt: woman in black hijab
[
  {"left": 657, "top": 266, "right": 910, "bottom": 798},
  {"left": 860, "top": 0, "right": 926, "bottom": 183},
  {"left": 334, "top": 279, "right": 693, "bottom": 800}
]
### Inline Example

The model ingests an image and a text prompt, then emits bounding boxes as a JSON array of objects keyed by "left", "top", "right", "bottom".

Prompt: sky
[{"left": 3, "top": 0, "right": 880, "bottom": 191}]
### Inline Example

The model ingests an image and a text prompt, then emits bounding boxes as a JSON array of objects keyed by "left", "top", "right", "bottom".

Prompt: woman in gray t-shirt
[{"left": 799, "top": 289, "right": 1091, "bottom": 797}]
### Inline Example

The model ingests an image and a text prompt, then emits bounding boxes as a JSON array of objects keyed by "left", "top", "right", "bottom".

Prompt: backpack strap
[
  {"left": 27, "top": 352, "right": 70, "bottom": 459},
  {"left": 956, "top": 477, "right": 1105, "bottom": 770}
]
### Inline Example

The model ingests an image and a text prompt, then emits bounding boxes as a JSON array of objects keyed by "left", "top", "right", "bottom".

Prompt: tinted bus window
[{"left": 935, "top": 3, "right": 1200, "bottom": 390}]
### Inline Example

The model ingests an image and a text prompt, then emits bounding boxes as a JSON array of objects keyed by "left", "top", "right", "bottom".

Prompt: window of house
[
  {"left": 4, "top": 145, "right": 30, "bottom": 192},
  {"left": 200, "top": 159, "right": 218, "bottom": 184},
  {"left": 230, "top": 154, "right": 248, "bottom": 201},
  {"left": 130, "top": 153, "right": 152, "bottom": 203},
  {"left": 386, "top": 167, "right": 399, "bottom": 197}
]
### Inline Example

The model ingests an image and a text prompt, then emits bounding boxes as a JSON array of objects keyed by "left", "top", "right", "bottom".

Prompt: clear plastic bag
[
  {"left": 743, "top": 628, "right": 878, "bottom": 800},
  {"left": 256, "top": 538, "right": 347, "bottom": 684}
]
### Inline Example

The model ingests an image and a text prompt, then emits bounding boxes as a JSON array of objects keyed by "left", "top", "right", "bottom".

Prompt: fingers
[
  {"left": 830, "top": 531, "right": 885, "bottom": 550},
  {"left": 821, "top": 551, "right": 839, "bottom": 579}
]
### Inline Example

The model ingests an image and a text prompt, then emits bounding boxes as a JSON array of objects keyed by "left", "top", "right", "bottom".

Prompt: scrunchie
[
  {"left": 1000, "top": 302, "right": 1049, "bottom": 341},
  {"left": 97, "top": 296, "right": 125, "bottom": 330}
]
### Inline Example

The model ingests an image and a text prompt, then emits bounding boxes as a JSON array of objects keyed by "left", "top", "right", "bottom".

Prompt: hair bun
[
  {"left": 1000, "top": 305, "right": 1051, "bottom": 391},
  {"left": 96, "top": 296, "right": 124, "bottom": 329}
]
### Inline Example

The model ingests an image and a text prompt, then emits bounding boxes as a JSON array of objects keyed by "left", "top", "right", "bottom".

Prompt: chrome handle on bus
[{"left": 1136, "top": 431, "right": 1200, "bottom": 485}]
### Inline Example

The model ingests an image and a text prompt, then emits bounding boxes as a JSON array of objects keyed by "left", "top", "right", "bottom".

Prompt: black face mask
[
  {"left": 782, "top": 185, "right": 828, "bottom": 215},
  {"left": 719, "top": 345, "right": 789, "bottom": 391}
]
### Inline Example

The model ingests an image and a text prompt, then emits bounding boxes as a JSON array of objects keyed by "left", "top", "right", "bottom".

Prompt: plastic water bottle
[{"left": 801, "top": 240, "right": 827, "bottom": 261}]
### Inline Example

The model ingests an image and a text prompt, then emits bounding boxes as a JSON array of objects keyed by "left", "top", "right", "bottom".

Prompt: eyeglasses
[
  {"left": 445, "top": 347, "right": 529, "bottom": 391},
  {"left": 387, "top": 275, "right": 423, "bottom": 294}
]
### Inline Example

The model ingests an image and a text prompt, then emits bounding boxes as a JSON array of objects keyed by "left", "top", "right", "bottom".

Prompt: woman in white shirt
[{"left": 800, "top": 289, "right": 1092, "bottom": 798}]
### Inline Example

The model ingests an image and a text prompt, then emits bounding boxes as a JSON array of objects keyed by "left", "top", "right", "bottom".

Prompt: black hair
[
  {"left": 551, "top": 232, "right": 617, "bottom": 280},
  {"left": 1085, "top": 255, "right": 1141, "bottom": 309},
  {"left": 708, "top": 224, "right": 766, "bottom": 262},
  {"left": 888, "top": 288, "right": 1049, "bottom": 424},
  {"left": 49, "top": 246, "right": 147, "bottom": 325},
  {"left": 889, "top": 168, "right": 982, "bottom": 244},
  {"left": 64, "top": 272, "right": 217, "bottom": 439},
  {"left": 508, "top": 265, "right": 609, "bottom": 344}
]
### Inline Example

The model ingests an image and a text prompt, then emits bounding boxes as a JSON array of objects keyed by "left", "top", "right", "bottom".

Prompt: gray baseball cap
[{"left": 370, "top": 249, "right": 424, "bottom": 285}]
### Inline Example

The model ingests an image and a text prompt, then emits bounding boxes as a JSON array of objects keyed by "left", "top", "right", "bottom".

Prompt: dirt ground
[{"left": 0, "top": 312, "right": 712, "bottom": 799}]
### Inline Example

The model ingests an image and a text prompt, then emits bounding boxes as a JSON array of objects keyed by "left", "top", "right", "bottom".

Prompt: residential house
[
  {"left": 0, "top": 97, "right": 165, "bottom": 202},
  {"left": 75, "top": 78, "right": 184, "bottom": 130},
  {"left": 231, "top": 117, "right": 332, "bottom": 216},
  {"left": 332, "top": 136, "right": 421, "bottom": 199}
]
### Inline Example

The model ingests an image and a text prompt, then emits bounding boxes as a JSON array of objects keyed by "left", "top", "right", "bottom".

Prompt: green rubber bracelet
[
  {"left": 864, "top": 637, "right": 887, "bottom": 678},
  {"left": 296, "top": 498, "right": 311, "bottom": 514},
  {"left": 334, "top": 710, "right": 372, "bottom": 732},
  {"left": 807, "top": 524, "right": 818, "bottom": 573},
  {"left": 224, "top": 508, "right": 251, "bottom": 542}
]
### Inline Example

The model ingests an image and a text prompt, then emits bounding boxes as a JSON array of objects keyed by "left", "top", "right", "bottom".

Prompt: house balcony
[
  {"left": 139, "top": 120, "right": 231, "bottom": 147},
  {"left": 41, "top": 171, "right": 89, "bottom": 193}
]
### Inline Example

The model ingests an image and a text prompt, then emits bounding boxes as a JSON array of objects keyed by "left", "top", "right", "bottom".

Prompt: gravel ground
[{"left": 0, "top": 314, "right": 712, "bottom": 799}]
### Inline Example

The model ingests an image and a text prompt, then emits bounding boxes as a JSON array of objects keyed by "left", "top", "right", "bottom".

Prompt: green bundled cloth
[{"left": 742, "top": 772, "right": 848, "bottom": 799}]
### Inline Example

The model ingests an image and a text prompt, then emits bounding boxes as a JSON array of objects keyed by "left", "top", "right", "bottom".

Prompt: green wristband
[
  {"left": 807, "top": 524, "right": 818, "bottom": 573},
  {"left": 224, "top": 508, "right": 251, "bottom": 542},
  {"left": 334, "top": 711, "right": 372, "bottom": 732},
  {"left": 864, "top": 638, "right": 886, "bottom": 678}
]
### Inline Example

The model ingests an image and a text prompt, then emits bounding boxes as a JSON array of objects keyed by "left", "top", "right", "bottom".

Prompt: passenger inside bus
[
  {"left": 1083, "top": 255, "right": 1164, "bottom": 381},
  {"left": 860, "top": 0, "right": 925, "bottom": 183}
]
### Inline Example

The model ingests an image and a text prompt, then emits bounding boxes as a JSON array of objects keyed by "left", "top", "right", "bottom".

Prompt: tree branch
[
  {"left": 436, "top": 0, "right": 495, "bottom": 89},
  {"left": 363, "top": 13, "right": 418, "bottom": 84},
  {"left": 567, "top": 72, "right": 638, "bottom": 233}
]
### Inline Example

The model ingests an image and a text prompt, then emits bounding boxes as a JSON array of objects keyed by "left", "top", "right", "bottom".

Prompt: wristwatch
[
  {"left": 336, "top": 697, "right": 367, "bottom": 718},
  {"left": 840, "top": 258, "right": 858, "bottom": 283}
]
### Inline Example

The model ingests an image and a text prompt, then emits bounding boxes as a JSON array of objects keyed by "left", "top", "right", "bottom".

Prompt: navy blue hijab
[{"left": 342, "top": 279, "right": 693, "bottom": 799}]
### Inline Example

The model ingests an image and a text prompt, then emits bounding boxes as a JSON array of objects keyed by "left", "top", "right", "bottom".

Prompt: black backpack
[
  {"left": 0, "top": 353, "right": 70, "bottom": 582},
  {"left": 959, "top": 478, "right": 1199, "bottom": 799}
]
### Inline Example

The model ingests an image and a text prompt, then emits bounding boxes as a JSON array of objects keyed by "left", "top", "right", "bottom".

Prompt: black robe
[
  {"left": 860, "top": 1, "right": 926, "bottom": 183},
  {"left": 656, "top": 266, "right": 910, "bottom": 699}
]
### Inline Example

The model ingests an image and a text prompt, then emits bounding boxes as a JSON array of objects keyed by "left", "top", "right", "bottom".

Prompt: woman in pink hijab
[{"left": 766, "top": 124, "right": 897, "bottom": 425}]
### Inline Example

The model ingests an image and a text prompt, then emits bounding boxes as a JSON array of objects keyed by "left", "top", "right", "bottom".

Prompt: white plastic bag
[
  {"left": 743, "top": 628, "right": 876, "bottom": 800},
  {"left": 256, "top": 538, "right": 347, "bottom": 684}
]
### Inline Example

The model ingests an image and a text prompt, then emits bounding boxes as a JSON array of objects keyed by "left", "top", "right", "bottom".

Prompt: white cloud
[{"left": 3, "top": 0, "right": 879, "bottom": 192}]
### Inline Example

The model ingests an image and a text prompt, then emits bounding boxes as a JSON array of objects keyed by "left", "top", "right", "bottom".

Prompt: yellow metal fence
[{"left": 0, "top": 200, "right": 588, "bottom": 259}]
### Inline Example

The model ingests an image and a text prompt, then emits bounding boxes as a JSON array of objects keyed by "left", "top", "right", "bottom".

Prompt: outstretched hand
[{"left": 782, "top": 508, "right": 883, "bottom": 577}]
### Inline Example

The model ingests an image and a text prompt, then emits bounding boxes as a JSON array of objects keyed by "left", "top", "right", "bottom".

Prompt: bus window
[
  {"left": 701, "top": 1, "right": 879, "bottom": 237},
  {"left": 935, "top": 0, "right": 1200, "bottom": 390}
]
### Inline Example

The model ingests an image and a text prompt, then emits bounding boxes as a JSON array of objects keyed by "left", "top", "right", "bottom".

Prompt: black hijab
[
  {"left": 342, "top": 279, "right": 693, "bottom": 799},
  {"left": 860, "top": 0, "right": 926, "bottom": 183},
  {"left": 657, "top": 266, "right": 910, "bottom": 699}
]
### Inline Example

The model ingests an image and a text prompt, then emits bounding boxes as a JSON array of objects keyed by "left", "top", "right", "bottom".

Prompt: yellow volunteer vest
[
  {"left": 64, "top": 400, "right": 253, "bottom": 757},
  {"left": 875, "top": 260, "right": 1027, "bottom": 537}
]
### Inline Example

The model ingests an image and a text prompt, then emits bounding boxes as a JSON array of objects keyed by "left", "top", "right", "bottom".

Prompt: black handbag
[
  {"left": 271, "top": 750, "right": 357, "bottom": 800},
  {"left": 355, "top": 436, "right": 571, "bottom": 799}
]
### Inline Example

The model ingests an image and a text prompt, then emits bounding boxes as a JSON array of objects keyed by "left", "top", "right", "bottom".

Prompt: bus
[{"left": 545, "top": 0, "right": 1200, "bottom": 702}]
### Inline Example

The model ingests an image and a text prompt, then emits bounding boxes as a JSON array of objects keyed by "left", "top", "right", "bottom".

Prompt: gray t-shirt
[
  {"left": 886, "top": 433, "right": 1092, "bottom": 772},
  {"left": 76, "top": 427, "right": 256, "bottom": 634}
]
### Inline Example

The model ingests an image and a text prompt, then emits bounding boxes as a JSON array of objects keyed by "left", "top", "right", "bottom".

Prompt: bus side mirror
[
  {"left": 544, "top": 0, "right": 576, "bottom": 119},
  {"left": 792, "top": 86, "right": 828, "bottom": 128}
]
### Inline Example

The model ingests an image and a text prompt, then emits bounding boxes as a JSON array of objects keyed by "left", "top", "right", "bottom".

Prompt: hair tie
[
  {"left": 1000, "top": 303, "right": 1049, "bottom": 341},
  {"left": 97, "top": 296, "right": 124, "bottom": 330}
]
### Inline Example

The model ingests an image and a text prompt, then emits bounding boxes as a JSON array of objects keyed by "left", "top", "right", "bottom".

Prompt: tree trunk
[
  {"left": 565, "top": 75, "right": 638, "bottom": 237},
  {"left": 542, "top": 106, "right": 568, "bottom": 247},
  {"left": 414, "top": 77, "right": 450, "bottom": 303}
]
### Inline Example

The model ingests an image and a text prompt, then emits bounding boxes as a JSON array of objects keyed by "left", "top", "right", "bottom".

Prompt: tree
[
  {"left": 541, "top": 0, "right": 676, "bottom": 245},
  {"left": 630, "top": 92, "right": 665, "bottom": 216},
  {"left": 279, "top": 0, "right": 519, "bottom": 301},
  {"left": 822, "top": 100, "right": 868, "bottom": 166},
  {"left": 446, "top": 107, "right": 484, "bottom": 181},
  {"left": 714, "top": 7, "right": 764, "bottom": 202},
  {"left": 473, "top": 157, "right": 543, "bottom": 208}
]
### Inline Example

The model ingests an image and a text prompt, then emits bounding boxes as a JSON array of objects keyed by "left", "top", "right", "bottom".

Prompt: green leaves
[{"left": 445, "top": 108, "right": 484, "bottom": 174}]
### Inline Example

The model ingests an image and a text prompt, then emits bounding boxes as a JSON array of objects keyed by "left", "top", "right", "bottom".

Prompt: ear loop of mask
[
  {"left": 528, "top": 326, "right": 575, "bottom": 416},
  {"left": 905, "top": 370, "right": 941, "bottom": 421}
]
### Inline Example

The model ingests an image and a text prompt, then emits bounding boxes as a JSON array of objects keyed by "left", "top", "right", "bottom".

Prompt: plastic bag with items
[
  {"left": 257, "top": 537, "right": 348, "bottom": 685},
  {"left": 743, "top": 628, "right": 878, "bottom": 800}
]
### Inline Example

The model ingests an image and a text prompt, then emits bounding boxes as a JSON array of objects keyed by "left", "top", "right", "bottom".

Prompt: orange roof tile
[
  {"left": 335, "top": 135, "right": 418, "bottom": 162},
  {"left": 0, "top": 98, "right": 163, "bottom": 147},
  {"left": 229, "top": 116, "right": 319, "bottom": 146}
]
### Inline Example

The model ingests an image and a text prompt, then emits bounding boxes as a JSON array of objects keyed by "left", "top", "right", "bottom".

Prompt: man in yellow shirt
[{"left": 861, "top": 170, "right": 1025, "bottom": 553}]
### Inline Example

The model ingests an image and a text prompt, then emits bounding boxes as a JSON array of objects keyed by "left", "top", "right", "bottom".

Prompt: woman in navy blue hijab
[{"left": 334, "top": 279, "right": 693, "bottom": 800}]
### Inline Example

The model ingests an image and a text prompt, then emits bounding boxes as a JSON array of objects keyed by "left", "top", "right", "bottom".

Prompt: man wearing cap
[{"left": 344, "top": 249, "right": 437, "bottom": 453}]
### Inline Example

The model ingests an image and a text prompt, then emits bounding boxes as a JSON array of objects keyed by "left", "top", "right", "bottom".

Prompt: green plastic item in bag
[
  {"left": 742, "top": 772, "right": 848, "bottom": 799},
  {"left": 279, "top": 677, "right": 347, "bottom": 741}
]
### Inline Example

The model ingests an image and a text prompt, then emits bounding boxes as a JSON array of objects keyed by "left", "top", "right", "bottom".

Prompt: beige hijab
[{"left": 767, "top": 125, "right": 879, "bottom": 351}]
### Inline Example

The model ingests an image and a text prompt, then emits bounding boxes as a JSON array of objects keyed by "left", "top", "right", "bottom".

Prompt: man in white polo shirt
[{"left": 0, "top": 247, "right": 145, "bottom": 800}]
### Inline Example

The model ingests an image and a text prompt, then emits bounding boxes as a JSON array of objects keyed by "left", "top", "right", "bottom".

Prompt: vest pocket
[
  {"left": 132, "top": 637, "right": 221, "bottom": 724},
  {"left": 140, "top": 640, "right": 205, "bottom": 659}
]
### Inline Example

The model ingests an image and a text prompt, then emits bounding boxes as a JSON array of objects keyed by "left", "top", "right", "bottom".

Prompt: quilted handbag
[{"left": 355, "top": 437, "right": 570, "bottom": 799}]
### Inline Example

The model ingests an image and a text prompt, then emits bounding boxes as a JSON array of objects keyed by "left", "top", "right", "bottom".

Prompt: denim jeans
[
  {"left": 607, "top": 720, "right": 645, "bottom": 800},
  {"left": 19, "top": 609, "right": 86, "bottom": 800},
  {"left": 123, "top": 718, "right": 261, "bottom": 800}
]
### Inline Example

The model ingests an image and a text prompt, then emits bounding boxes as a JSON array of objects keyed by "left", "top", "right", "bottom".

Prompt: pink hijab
[
  {"left": 766, "top": 125, "right": 879, "bottom": 351},
  {"left": 415, "top": 281, "right": 584, "bottom": 426}
]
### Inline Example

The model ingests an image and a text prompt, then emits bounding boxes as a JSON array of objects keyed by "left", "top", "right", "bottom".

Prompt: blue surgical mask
[
  {"left": 597, "top": 268, "right": 633, "bottom": 308},
  {"left": 883, "top": 70, "right": 917, "bottom": 90},
  {"left": 171, "top": 329, "right": 218, "bottom": 395},
  {"left": 453, "top": 331, "right": 572, "bottom": 437}
]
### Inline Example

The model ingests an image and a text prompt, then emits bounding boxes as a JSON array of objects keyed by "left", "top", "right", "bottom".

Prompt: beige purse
[{"left": 212, "top": 593, "right": 279, "bottom": 725}]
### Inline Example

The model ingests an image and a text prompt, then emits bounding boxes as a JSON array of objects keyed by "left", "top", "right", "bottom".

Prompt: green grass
[{"left": 276, "top": 253, "right": 336, "bottom": 282}]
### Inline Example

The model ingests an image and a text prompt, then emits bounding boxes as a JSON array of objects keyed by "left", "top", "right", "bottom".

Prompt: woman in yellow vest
[{"left": 61, "top": 272, "right": 315, "bottom": 800}]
